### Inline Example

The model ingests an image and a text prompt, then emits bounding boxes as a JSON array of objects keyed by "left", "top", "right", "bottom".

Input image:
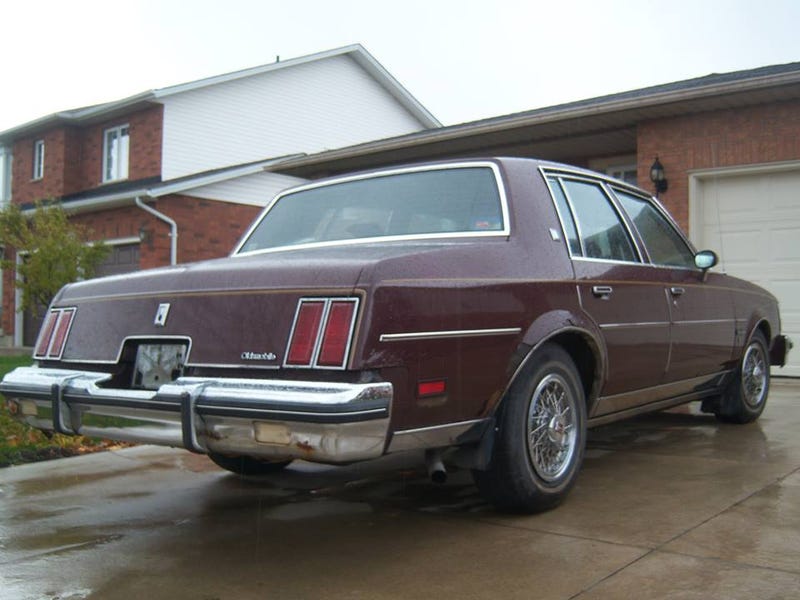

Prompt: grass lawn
[{"left": 0, "top": 354, "right": 120, "bottom": 467}]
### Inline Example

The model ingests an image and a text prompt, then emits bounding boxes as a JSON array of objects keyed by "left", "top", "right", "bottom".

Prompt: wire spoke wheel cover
[
  {"left": 741, "top": 342, "right": 768, "bottom": 409},
  {"left": 526, "top": 373, "right": 577, "bottom": 482},
  {"left": 472, "top": 343, "right": 586, "bottom": 512}
]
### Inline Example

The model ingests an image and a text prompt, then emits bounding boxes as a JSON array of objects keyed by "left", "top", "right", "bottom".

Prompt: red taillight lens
[
  {"left": 48, "top": 309, "right": 75, "bottom": 359},
  {"left": 285, "top": 301, "right": 325, "bottom": 366},
  {"left": 33, "top": 308, "right": 76, "bottom": 359},
  {"left": 284, "top": 298, "right": 359, "bottom": 369},
  {"left": 34, "top": 311, "right": 59, "bottom": 358},
  {"left": 317, "top": 301, "right": 357, "bottom": 367}
]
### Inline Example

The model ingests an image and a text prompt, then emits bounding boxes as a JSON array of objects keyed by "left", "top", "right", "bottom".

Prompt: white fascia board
[
  {"left": 348, "top": 49, "right": 441, "bottom": 128},
  {"left": 21, "top": 188, "right": 149, "bottom": 216},
  {"left": 27, "top": 155, "right": 305, "bottom": 215},
  {"left": 65, "top": 91, "right": 157, "bottom": 119},
  {"left": 153, "top": 45, "right": 366, "bottom": 98},
  {"left": 274, "top": 69, "right": 800, "bottom": 171},
  {"left": 152, "top": 44, "right": 441, "bottom": 129},
  {"left": 148, "top": 155, "right": 306, "bottom": 197},
  {"left": 3, "top": 45, "right": 438, "bottom": 140},
  {"left": 0, "top": 92, "right": 157, "bottom": 141}
]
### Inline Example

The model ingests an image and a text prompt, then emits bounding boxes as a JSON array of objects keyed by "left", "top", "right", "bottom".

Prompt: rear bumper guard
[{"left": 0, "top": 367, "right": 393, "bottom": 463}]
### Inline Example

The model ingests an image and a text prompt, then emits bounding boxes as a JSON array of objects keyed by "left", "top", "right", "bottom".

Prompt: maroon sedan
[{"left": 1, "top": 158, "right": 790, "bottom": 512}]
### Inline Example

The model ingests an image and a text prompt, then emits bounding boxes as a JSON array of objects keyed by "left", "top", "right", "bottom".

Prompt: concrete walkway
[{"left": 1, "top": 380, "right": 798, "bottom": 599}]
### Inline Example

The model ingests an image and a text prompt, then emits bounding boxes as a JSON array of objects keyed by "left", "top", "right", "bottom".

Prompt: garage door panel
[
  {"left": 718, "top": 231, "right": 763, "bottom": 262},
  {"left": 770, "top": 229, "right": 800, "bottom": 261},
  {"left": 692, "top": 167, "right": 800, "bottom": 377}
]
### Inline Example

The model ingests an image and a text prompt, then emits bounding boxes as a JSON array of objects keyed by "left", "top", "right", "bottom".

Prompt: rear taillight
[
  {"left": 285, "top": 298, "right": 359, "bottom": 369},
  {"left": 33, "top": 307, "right": 76, "bottom": 360},
  {"left": 285, "top": 300, "right": 326, "bottom": 366},
  {"left": 317, "top": 301, "right": 358, "bottom": 367},
  {"left": 34, "top": 311, "right": 59, "bottom": 357}
]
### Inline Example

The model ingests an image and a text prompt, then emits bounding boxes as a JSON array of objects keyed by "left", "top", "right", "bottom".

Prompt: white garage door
[{"left": 691, "top": 166, "right": 800, "bottom": 377}]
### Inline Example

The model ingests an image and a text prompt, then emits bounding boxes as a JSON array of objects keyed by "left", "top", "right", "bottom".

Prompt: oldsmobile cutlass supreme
[{"left": 1, "top": 158, "right": 791, "bottom": 512}]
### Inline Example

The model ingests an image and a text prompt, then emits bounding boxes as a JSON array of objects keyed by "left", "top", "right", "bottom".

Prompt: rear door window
[{"left": 560, "top": 179, "right": 638, "bottom": 262}]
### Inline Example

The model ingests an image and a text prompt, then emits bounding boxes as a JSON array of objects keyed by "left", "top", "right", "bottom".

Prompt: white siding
[
  {"left": 187, "top": 172, "right": 307, "bottom": 207},
  {"left": 161, "top": 55, "right": 425, "bottom": 180}
]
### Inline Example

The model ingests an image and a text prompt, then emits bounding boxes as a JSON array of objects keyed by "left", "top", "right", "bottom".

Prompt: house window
[
  {"left": 33, "top": 139, "right": 45, "bottom": 180},
  {"left": 103, "top": 125, "right": 129, "bottom": 182},
  {"left": 606, "top": 164, "right": 637, "bottom": 186},
  {"left": 0, "top": 146, "right": 11, "bottom": 204}
]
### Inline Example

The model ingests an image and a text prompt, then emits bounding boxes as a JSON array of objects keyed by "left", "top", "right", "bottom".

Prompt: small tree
[{"left": 0, "top": 200, "right": 109, "bottom": 316}]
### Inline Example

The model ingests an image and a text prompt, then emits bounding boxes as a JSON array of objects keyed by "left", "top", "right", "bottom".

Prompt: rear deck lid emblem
[{"left": 154, "top": 303, "right": 171, "bottom": 327}]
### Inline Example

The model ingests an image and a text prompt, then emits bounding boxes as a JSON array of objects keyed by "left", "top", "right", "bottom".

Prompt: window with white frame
[
  {"left": 103, "top": 124, "right": 129, "bottom": 182},
  {"left": 0, "top": 146, "right": 12, "bottom": 204},
  {"left": 606, "top": 164, "right": 637, "bottom": 186},
  {"left": 33, "top": 139, "right": 45, "bottom": 180}
]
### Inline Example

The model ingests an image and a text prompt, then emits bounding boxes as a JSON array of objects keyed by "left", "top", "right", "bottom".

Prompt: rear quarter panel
[{"left": 354, "top": 160, "right": 582, "bottom": 430}]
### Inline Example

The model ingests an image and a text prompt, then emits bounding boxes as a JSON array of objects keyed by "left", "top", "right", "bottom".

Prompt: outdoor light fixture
[
  {"left": 138, "top": 225, "right": 151, "bottom": 244},
  {"left": 649, "top": 157, "right": 668, "bottom": 197}
]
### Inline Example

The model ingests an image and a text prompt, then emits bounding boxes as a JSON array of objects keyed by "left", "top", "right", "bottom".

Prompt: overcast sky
[{"left": 2, "top": 0, "right": 799, "bottom": 132}]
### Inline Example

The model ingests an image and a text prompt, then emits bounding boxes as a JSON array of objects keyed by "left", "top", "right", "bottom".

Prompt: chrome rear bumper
[{"left": 0, "top": 367, "right": 392, "bottom": 463}]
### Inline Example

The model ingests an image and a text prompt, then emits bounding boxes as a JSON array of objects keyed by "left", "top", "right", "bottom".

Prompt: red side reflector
[
  {"left": 286, "top": 301, "right": 325, "bottom": 366},
  {"left": 34, "top": 311, "right": 59, "bottom": 358},
  {"left": 317, "top": 301, "right": 357, "bottom": 367},
  {"left": 418, "top": 379, "right": 447, "bottom": 397},
  {"left": 48, "top": 309, "right": 75, "bottom": 359}
]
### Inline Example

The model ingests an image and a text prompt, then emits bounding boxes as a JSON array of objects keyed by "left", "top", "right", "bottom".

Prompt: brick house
[
  {"left": 270, "top": 62, "right": 800, "bottom": 377},
  {"left": 0, "top": 45, "right": 440, "bottom": 346}
]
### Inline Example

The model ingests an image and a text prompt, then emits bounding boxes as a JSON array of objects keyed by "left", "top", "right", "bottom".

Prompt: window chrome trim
[
  {"left": 545, "top": 175, "right": 584, "bottom": 257},
  {"left": 540, "top": 168, "right": 644, "bottom": 264},
  {"left": 607, "top": 184, "right": 700, "bottom": 269},
  {"left": 379, "top": 327, "right": 521, "bottom": 343},
  {"left": 233, "top": 161, "right": 510, "bottom": 257}
]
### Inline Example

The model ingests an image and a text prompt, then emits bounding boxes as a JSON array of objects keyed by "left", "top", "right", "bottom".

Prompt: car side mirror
[{"left": 695, "top": 250, "right": 718, "bottom": 271}]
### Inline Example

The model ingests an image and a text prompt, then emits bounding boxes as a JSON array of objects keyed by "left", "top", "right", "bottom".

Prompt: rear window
[{"left": 237, "top": 166, "right": 505, "bottom": 253}]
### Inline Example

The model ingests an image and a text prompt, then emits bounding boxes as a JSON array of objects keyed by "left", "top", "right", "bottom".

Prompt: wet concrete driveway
[{"left": 1, "top": 380, "right": 799, "bottom": 599}]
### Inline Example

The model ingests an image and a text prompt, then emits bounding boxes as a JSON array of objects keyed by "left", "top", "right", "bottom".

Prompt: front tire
[
  {"left": 473, "top": 343, "right": 587, "bottom": 513},
  {"left": 716, "top": 330, "right": 770, "bottom": 424},
  {"left": 208, "top": 453, "right": 292, "bottom": 476}
]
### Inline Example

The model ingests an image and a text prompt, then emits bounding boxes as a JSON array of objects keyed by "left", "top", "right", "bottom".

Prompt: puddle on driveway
[{"left": 3, "top": 527, "right": 124, "bottom": 563}]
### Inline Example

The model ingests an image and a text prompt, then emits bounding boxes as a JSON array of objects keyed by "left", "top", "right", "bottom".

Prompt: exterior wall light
[
  {"left": 649, "top": 157, "right": 668, "bottom": 197},
  {"left": 139, "top": 225, "right": 151, "bottom": 244}
]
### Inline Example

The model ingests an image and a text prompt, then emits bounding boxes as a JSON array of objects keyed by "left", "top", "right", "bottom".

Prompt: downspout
[{"left": 135, "top": 195, "right": 177, "bottom": 266}]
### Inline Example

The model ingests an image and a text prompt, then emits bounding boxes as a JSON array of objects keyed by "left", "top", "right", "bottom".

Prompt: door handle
[
  {"left": 592, "top": 285, "right": 614, "bottom": 298},
  {"left": 670, "top": 287, "right": 686, "bottom": 296}
]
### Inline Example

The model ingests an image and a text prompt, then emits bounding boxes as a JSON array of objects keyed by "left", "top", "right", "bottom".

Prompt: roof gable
[{"left": 0, "top": 45, "right": 440, "bottom": 143}]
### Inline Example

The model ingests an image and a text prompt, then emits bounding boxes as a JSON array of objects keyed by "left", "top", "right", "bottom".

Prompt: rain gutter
[{"left": 135, "top": 195, "right": 177, "bottom": 265}]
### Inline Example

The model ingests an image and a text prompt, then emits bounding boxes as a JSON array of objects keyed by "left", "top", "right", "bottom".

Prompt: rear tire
[
  {"left": 208, "top": 453, "right": 292, "bottom": 476},
  {"left": 473, "top": 343, "right": 587, "bottom": 513},
  {"left": 716, "top": 330, "right": 770, "bottom": 424}
]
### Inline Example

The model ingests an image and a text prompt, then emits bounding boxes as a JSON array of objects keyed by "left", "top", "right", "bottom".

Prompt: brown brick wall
[
  {"left": 637, "top": 100, "right": 800, "bottom": 231},
  {"left": 137, "top": 195, "right": 261, "bottom": 269},
  {"left": 11, "top": 130, "right": 69, "bottom": 204},
  {"left": 11, "top": 104, "right": 163, "bottom": 205},
  {"left": 74, "top": 105, "right": 163, "bottom": 193},
  {"left": 69, "top": 195, "right": 259, "bottom": 270},
  {"left": 1, "top": 195, "right": 261, "bottom": 338}
]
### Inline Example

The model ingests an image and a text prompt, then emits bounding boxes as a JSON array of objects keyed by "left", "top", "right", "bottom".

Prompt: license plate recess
[{"left": 132, "top": 343, "right": 187, "bottom": 390}]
